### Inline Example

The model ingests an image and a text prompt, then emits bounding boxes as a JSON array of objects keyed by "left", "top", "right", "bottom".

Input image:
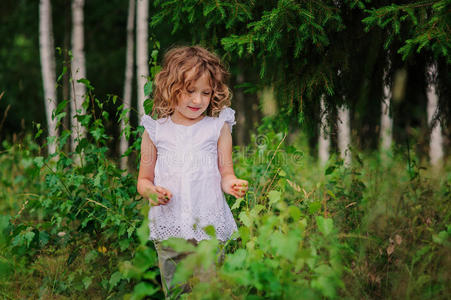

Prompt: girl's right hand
[{"left": 147, "top": 186, "right": 172, "bottom": 206}]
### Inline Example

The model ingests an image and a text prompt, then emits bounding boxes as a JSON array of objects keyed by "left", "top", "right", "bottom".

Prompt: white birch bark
[
  {"left": 380, "top": 68, "right": 393, "bottom": 152},
  {"left": 39, "top": 0, "right": 58, "bottom": 155},
  {"left": 71, "top": 0, "right": 87, "bottom": 153},
  {"left": 136, "top": 0, "right": 149, "bottom": 122},
  {"left": 318, "top": 94, "right": 330, "bottom": 166},
  {"left": 120, "top": 0, "right": 136, "bottom": 170},
  {"left": 338, "top": 105, "right": 351, "bottom": 165},
  {"left": 426, "top": 63, "right": 444, "bottom": 168}
]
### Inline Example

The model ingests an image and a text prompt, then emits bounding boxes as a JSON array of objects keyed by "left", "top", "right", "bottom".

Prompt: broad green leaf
[
  {"left": 239, "top": 211, "right": 252, "bottom": 227},
  {"left": 432, "top": 231, "right": 448, "bottom": 245},
  {"left": 83, "top": 276, "right": 93, "bottom": 289},
  {"left": 132, "top": 282, "right": 159, "bottom": 298},
  {"left": 309, "top": 201, "right": 321, "bottom": 214},
  {"left": 231, "top": 197, "right": 244, "bottom": 210},
  {"left": 239, "top": 226, "right": 250, "bottom": 244},
  {"left": 225, "top": 248, "right": 247, "bottom": 270},
  {"left": 136, "top": 219, "right": 149, "bottom": 245},
  {"left": 109, "top": 271, "right": 122, "bottom": 291},
  {"left": 288, "top": 205, "right": 301, "bottom": 221},
  {"left": 144, "top": 81, "right": 153, "bottom": 96},
  {"left": 203, "top": 225, "right": 216, "bottom": 238},
  {"left": 34, "top": 156, "right": 44, "bottom": 168},
  {"left": 268, "top": 190, "right": 281, "bottom": 205},
  {"left": 24, "top": 230, "right": 35, "bottom": 247},
  {"left": 316, "top": 216, "right": 334, "bottom": 236}
]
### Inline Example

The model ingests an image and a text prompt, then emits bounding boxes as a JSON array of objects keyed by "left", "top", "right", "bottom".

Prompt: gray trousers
[{"left": 154, "top": 238, "right": 226, "bottom": 299}]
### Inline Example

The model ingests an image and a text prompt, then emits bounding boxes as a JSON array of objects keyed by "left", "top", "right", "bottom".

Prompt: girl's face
[{"left": 174, "top": 71, "right": 212, "bottom": 121}]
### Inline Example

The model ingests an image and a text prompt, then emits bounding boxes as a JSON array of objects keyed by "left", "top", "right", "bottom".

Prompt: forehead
[{"left": 184, "top": 67, "right": 212, "bottom": 88}]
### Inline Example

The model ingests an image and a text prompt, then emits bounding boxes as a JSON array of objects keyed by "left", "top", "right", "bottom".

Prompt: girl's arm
[
  {"left": 137, "top": 131, "right": 172, "bottom": 205},
  {"left": 217, "top": 123, "right": 248, "bottom": 198}
]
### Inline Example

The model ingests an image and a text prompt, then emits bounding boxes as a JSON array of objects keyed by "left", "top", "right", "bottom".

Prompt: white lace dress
[{"left": 140, "top": 107, "right": 239, "bottom": 242}]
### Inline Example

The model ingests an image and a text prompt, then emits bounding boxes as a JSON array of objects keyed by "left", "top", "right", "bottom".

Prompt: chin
[
  {"left": 187, "top": 109, "right": 205, "bottom": 117},
  {"left": 184, "top": 112, "right": 201, "bottom": 119}
]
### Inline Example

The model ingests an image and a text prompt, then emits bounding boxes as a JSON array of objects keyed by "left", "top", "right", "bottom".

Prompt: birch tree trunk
[
  {"left": 71, "top": 0, "right": 87, "bottom": 154},
  {"left": 338, "top": 105, "right": 351, "bottom": 165},
  {"left": 318, "top": 94, "right": 330, "bottom": 166},
  {"left": 120, "top": 0, "right": 135, "bottom": 171},
  {"left": 380, "top": 68, "right": 393, "bottom": 153},
  {"left": 39, "top": 0, "right": 58, "bottom": 155},
  {"left": 136, "top": 0, "right": 149, "bottom": 121},
  {"left": 426, "top": 63, "right": 444, "bottom": 169}
]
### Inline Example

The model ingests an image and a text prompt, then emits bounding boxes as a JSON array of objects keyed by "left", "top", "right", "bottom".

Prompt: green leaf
[
  {"left": 308, "top": 201, "right": 321, "bottom": 214},
  {"left": 311, "top": 275, "right": 337, "bottom": 298},
  {"left": 239, "top": 226, "right": 250, "bottom": 244},
  {"left": 119, "top": 238, "right": 131, "bottom": 251},
  {"left": 239, "top": 211, "right": 252, "bottom": 227},
  {"left": 109, "top": 271, "right": 122, "bottom": 291},
  {"left": 325, "top": 165, "right": 335, "bottom": 175},
  {"left": 144, "top": 81, "right": 153, "bottom": 96},
  {"left": 203, "top": 225, "right": 216, "bottom": 238},
  {"left": 225, "top": 249, "right": 247, "bottom": 270},
  {"left": 85, "top": 250, "right": 98, "bottom": 263},
  {"left": 270, "top": 231, "right": 301, "bottom": 261},
  {"left": 83, "top": 276, "right": 93, "bottom": 289},
  {"left": 133, "top": 248, "right": 158, "bottom": 272},
  {"left": 268, "top": 190, "right": 281, "bottom": 205},
  {"left": 316, "top": 216, "right": 334, "bottom": 236},
  {"left": 38, "top": 231, "right": 49, "bottom": 247},
  {"left": 132, "top": 282, "right": 159, "bottom": 298},
  {"left": 288, "top": 206, "right": 301, "bottom": 221},
  {"left": 432, "top": 231, "right": 448, "bottom": 245},
  {"left": 24, "top": 230, "right": 35, "bottom": 247},
  {"left": 0, "top": 215, "right": 10, "bottom": 233},
  {"left": 33, "top": 156, "right": 44, "bottom": 168},
  {"left": 326, "top": 190, "right": 336, "bottom": 200},
  {"left": 77, "top": 78, "right": 94, "bottom": 90},
  {"left": 91, "top": 127, "right": 104, "bottom": 142},
  {"left": 231, "top": 197, "right": 245, "bottom": 210},
  {"left": 136, "top": 219, "right": 149, "bottom": 245}
]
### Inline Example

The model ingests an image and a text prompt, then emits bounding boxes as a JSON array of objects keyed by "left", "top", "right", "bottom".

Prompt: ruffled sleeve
[
  {"left": 218, "top": 107, "right": 236, "bottom": 133},
  {"left": 140, "top": 115, "right": 157, "bottom": 144}
]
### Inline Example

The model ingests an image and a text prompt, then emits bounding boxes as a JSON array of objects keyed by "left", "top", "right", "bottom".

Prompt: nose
[{"left": 192, "top": 93, "right": 201, "bottom": 105}]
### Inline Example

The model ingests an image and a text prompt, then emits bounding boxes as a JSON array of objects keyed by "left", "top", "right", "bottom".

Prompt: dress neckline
[{"left": 169, "top": 115, "right": 208, "bottom": 127}]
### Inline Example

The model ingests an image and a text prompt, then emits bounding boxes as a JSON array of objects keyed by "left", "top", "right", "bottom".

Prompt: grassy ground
[{"left": 0, "top": 131, "right": 450, "bottom": 299}]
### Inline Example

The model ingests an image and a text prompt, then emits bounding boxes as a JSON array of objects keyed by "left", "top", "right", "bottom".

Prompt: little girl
[{"left": 137, "top": 45, "right": 248, "bottom": 298}]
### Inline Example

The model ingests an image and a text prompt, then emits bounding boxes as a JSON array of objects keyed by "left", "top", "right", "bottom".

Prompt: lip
[{"left": 188, "top": 106, "right": 201, "bottom": 111}]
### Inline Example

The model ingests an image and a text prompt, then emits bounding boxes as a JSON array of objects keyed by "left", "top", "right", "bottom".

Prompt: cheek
[
  {"left": 177, "top": 95, "right": 189, "bottom": 106},
  {"left": 203, "top": 96, "right": 212, "bottom": 105}
]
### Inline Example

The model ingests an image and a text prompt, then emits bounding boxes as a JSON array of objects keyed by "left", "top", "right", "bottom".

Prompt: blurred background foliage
[{"left": 1, "top": 0, "right": 450, "bottom": 159}]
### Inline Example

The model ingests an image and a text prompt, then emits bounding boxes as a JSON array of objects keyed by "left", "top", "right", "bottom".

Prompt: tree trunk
[
  {"left": 39, "top": 0, "right": 58, "bottom": 155},
  {"left": 318, "top": 95, "right": 330, "bottom": 166},
  {"left": 63, "top": 0, "right": 71, "bottom": 153},
  {"left": 338, "top": 105, "right": 351, "bottom": 165},
  {"left": 71, "top": 0, "right": 87, "bottom": 155},
  {"left": 426, "top": 63, "right": 444, "bottom": 169},
  {"left": 120, "top": 0, "right": 135, "bottom": 171},
  {"left": 136, "top": 0, "right": 149, "bottom": 121},
  {"left": 380, "top": 67, "right": 393, "bottom": 153}
]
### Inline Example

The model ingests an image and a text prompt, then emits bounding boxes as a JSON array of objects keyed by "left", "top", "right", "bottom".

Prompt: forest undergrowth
[{"left": 0, "top": 96, "right": 450, "bottom": 299}]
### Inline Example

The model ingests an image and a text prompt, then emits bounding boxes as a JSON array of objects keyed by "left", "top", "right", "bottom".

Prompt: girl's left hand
[{"left": 222, "top": 177, "right": 248, "bottom": 199}]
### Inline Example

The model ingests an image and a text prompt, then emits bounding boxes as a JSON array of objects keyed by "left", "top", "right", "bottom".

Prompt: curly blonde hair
[{"left": 151, "top": 45, "right": 232, "bottom": 119}]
